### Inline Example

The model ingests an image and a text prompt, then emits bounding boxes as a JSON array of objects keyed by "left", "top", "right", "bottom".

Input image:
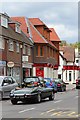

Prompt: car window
[
  {"left": 11, "top": 77, "right": 16, "bottom": 83},
  {"left": 3, "top": 77, "right": 12, "bottom": 84},
  {"left": 24, "top": 77, "right": 38, "bottom": 82}
]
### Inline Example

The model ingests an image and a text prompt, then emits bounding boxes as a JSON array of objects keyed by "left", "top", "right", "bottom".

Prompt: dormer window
[
  {"left": 15, "top": 24, "right": 21, "bottom": 33},
  {"left": 1, "top": 16, "right": 8, "bottom": 28}
]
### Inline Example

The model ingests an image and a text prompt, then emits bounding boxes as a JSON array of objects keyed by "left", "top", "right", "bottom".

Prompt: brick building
[
  {"left": 11, "top": 17, "right": 61, "bottom": 78},
  {"left": 0, "top": 13, "right": 33, "bottom": 83}
]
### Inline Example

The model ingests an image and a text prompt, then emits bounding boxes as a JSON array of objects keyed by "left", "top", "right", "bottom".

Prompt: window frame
[
  {"left": 8, "top": 40, "right": 14, "bottom": 51},
  {"left": 0, "top": 36, "right": 5, "bottom": 49},
  {"left": 1, "top": 16, "right": 8, "bottom": 28},
  {"left": 16, "top": 42, "right": 19, "bottom": 53}
]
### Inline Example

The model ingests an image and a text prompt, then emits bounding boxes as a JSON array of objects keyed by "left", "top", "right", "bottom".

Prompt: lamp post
[{"left": 20, "top": 44, "right": 23, "bottom": 84}]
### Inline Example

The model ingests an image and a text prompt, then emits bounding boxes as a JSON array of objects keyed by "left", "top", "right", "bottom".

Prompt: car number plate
[{"left": 20, "top": 96, "right": 24, "bottom": 99}]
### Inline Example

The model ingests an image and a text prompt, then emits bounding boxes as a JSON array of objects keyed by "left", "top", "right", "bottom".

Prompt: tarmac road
[{"left": 1, "top": 88, "right": 80, "bottom": 119}]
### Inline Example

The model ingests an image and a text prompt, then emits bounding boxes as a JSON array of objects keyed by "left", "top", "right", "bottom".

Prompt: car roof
[{"left": 0, "top": 76, "right": 12, "bottom": 79}]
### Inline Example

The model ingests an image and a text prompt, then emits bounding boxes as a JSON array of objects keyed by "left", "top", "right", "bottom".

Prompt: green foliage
[{"left": 60, "top": 40, "right": 80, "bottom": 49}]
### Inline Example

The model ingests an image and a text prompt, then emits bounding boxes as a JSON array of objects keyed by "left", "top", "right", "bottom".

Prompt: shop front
[
  {"left": 7, "top": 61, "right": 21, "bottom": 83},
  {"left": 0, "top": 60, "right": 6, "bottom": 76},
  {"left": 22, "top": 62, "right": 33, "bottom": 80}
]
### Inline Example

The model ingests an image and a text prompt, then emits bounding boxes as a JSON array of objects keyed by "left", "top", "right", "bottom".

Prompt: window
[
  {"left": 76, "top": 60, "right": 79, "bottom": 63},
  {"left": 23, "top": 44, "right": 26, "bottom": 54},
  {"left": 27, "top": 47, "right": 31, "bottom": 55},
  {"left": 1, "top": 16, "right": 8, "bottom": 28},
  {"left": 16, "top": 42, "right": 19, "bottom": 53},
  {"left": 36, "top": 46, "right": 38, "bottom": 56},
  {"left": 15, "top": 24, "right": 21, "bottom": 33},
  {"left": 36, "top": 45, "right": 44, "bottom": 57},
  {"left": 40, "top": 46, "right": 43, "bottom": 56},
  {"left": 0, "top": 36, "right": 4, "bottom": 49},
  {"left": 8, "top": 40, "right": 14, "bottom": 51}
]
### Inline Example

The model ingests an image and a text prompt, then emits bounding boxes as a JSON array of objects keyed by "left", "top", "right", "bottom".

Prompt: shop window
[{"left": 69, "top": 71, "right": 72, "bottom": 81}]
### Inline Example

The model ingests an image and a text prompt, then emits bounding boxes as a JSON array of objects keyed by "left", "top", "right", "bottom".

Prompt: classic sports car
[{"left": 10, "top": 86, "right": 55, "bottom": 105}]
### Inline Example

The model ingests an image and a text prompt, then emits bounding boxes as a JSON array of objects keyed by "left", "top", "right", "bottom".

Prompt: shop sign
[
  {"left": 36, "top": 67, "right": 44, "bottom": 77},
  {"left": 7, "top": 62, "right": 14, "bottom": 67},
  {"left": 0, "top": 61, "right": 6, "bottom": 66}
]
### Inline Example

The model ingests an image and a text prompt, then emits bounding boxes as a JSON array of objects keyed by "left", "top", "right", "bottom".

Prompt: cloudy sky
[{"left": 0, "top": 0, "right": 79, "bottom": 43}]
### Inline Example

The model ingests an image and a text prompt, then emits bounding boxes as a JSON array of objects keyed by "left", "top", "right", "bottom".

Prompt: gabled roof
[
  {"left": 29, "top": 18, "right": 44, "bottom": 26},
  {"left": 49, "top": 28, "right": 61, "bottom": 42},
  {"left": 0, "top": 25, "right": 33, "bottom": 46},
  {"left": 59, "top": 46, "right": 75, "bottom": 62},
  {"left": 29, "top": 18, "right": 57, "bottom": 49},
  {"left": 11, "top": 17, "right": 29, "bottom": 37},
  {"left": 11, "top": 17, "right": 58, "bottom": 50},
  {"left": 11, "top": 17, "right": 48, "bottom": 44},
  {"left": 29, "top": 18, "right": 51, "bottom": 31}
]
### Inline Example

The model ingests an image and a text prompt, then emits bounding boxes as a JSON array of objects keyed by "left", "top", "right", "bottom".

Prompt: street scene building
[{"left": 0, "top": 12, "right": 80, "bottom": 84}]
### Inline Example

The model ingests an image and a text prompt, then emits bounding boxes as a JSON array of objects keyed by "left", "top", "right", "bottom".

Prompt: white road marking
[
  {"left": 19, "top": 107, "right": 35, "bottom": 113},
  {"left": 75, "top": 95, "right": 79, "bottom": 98},
  {"left": 46, "top": 109, "right": 55, "bottom": 113},
  {"left": 54, "top": 100, "right": 62, "bottom": 103}
]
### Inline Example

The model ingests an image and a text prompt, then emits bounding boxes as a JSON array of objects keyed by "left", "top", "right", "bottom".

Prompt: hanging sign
[{"left": 7, "top": 62, "right": 14, "bottom": 67}]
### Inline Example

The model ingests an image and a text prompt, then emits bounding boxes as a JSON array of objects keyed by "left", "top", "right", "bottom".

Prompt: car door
[
  {"left": 2, "top": 77, "right": 12, "bottom": 97},
  {"left": 11, "top": 77, "right": 18, "bottom": 90},
  {"left": 40, "top": 87, "right": 51, "bottom": 99}
]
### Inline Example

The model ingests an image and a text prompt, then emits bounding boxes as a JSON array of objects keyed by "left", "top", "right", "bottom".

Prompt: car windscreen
[
  {"left": 24, "top": 77, "right": 39, "bottom": 83},
  {"left": 44, "top": 78, "right": 51, "bottom": 83},
  {"left": 54, "top": 79, "right": 63, "bottom": 83}
]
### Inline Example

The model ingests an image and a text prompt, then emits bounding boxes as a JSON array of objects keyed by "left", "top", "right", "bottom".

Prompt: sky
[{"left": 0, "top": 0, "right": 79, "bottom": 43}]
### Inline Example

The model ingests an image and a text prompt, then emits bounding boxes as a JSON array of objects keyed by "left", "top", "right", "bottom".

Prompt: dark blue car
[{"left": 44, "top": 78, "right": 57, "bottom": 93}]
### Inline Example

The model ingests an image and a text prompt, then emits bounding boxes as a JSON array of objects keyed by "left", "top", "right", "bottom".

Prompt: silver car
[{"left": 0, "top": 76, "right": 18, "bottom": 100}]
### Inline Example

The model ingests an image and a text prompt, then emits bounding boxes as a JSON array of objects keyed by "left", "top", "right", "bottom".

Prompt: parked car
[
  {"left": 10, "top": 84, "right": 55, "bottom": 105},
  {"left": 54, "top": 78, "right": 66, "bottom": 92},
  {"left": 44, "top": 78, "right": 57, "bottom": 93},
  {"left": 0, "top": 76, "right": 18, "bottom": 100},
  {"left": 76, "top": 77, "right": 80, "bottom": 89},
  {"left": 22, "top": 76, "right": 45, "bottom": 87}
]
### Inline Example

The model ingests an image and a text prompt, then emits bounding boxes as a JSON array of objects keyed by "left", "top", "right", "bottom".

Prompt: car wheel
[
  {"left": 64, "top": 87, "right": 66, "bottom": 91},
  {"left": 49, "top": 92, "right": 54, "bottom": 100},
  {"left": 11, "top": 99, "right": 17, "bottom": 105},
  {"left": 61, "top": 87, "right": 64, "bottom": 92},
  {"left": 36, "top": 94, "right": 41, "bottom": 103}
]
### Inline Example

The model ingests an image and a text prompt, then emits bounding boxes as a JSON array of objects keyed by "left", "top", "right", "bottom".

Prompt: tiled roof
[
  {"left": 0, "top": 25, "right": 33, "bottom": 46},
  {"left": 11, "top": 17, "right": 29, "bottom": 37},
  {"left": 29, "top": 18, "right": 45, "bottom": 26},
  {"left": 49, "top": 28, "right": 61, "bottom": 42},
  {"left": 60, "top": 46, "right": 75, "bottom": 62},
  {"left": 29, "top": 18, "right": 57, "bottom": 49},
  {"left": 11, "top": 17, "right": 48, "bottom": 44}
]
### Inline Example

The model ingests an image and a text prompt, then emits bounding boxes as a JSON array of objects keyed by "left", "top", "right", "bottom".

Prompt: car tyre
[
  {"left": 49, "top": 92, "right": 54, "bottom": 100},
  {"left": 36, "top": 94, "right": 41, "bottom": 103},
  {"left": 11, "top": 99, "right": 17, "bottom": 105}
]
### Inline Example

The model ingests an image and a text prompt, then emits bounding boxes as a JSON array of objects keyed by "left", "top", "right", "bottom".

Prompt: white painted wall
[{"left": 33, "top": 67, "right": 36, "bottom": 76}]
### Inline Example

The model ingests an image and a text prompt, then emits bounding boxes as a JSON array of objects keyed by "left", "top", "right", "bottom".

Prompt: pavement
[{"left": 66, "top": 83, "right": 76, "bottom": 91}]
